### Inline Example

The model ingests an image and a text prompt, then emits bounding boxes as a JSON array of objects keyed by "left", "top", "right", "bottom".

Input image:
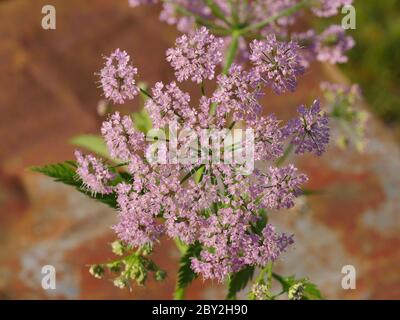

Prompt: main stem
[
  {"left": 223, "top": 30, "right": 240, "bottom": 74},
  {"left": 173, "top": 287, "right": 185, "bottom": 300},
  {"left": 173, "top": 238, "right": 187, "bottom": 300}
]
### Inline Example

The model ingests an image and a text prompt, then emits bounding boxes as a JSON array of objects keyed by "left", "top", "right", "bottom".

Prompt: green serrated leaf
[
  {"left": 303, "top": 282, "right": 323, "bottom": 300},
  {"left": 31, "top": 161, "right": 77, "bottom": 185},
  {"left": 226, "top": 266, "right": 255, "bottom": 300},
  {"left": 31, "top": 161, "right": 118, "bottom": 209},
  {"left": 174, "top": 242, "right": 202, "bottom": 300},
  {"left": 70, "top": 134, "right": 110, "bottom": 159}
]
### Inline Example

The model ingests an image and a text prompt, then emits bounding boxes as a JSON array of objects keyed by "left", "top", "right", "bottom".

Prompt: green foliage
[
  {"left": 315, "top": 0, "right": 400, "bottom": 128},
  {"left": 31, "top": 161, "right": 118, "bottom": 209},
  {"left": 252, "top": 208, "right": 268, "bottom": 234},
  {"left": 302, "top": 282, "right": 323, "bottom": 300},
  {"left": 174, "top": 242, "right": 202, "bottom": 299},
  {"left": 132, "top": 109, "right": 152, "bottom": 134},
  {"left": 227, "top": 266, "right": 255, "bottom": 300},
  {"left": 70, "top": 134, "right": 111, "bottom": 160},
  {"left": 273, "top": 273, "right": 323, "bottom": 300},
  {"left": 342, "top": 0, "right": 400, "bottom": 126}
]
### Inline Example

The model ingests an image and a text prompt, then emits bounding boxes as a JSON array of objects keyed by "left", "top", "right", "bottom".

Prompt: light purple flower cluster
[
  {"left": 145, "top": 81, "right": 196, "bottom": 128},
  {"left": 252, "top": 165, "right": 308, "bottom": 210},
  {"left": 283, "top": 100, "right": 330, "bottom": 156},
  {"left": 113, "top": 183, "right": 165, "bottom": 247},
  {"left": 293, "top": 25, "right": 354, "bottom": 66},
  {"left": 315, "top": 25, "right": 355, "bottom": 64},
  {"left": 128, "top": 0, "right": 355, "bottom": 68},
  {"left": 191, "top": 208, "right": 294, "bottom": 282},
  {"left": 99, "top": 49, "right": 139, "bottom": 104},
  {"left": 291, "top": 29, "right": 317, "bottom": 68},
  {"left": 77, "top": 29, "right": 331, "bottom": 283},
  {"left": 101, "top": 112, "right": 145, "bottom": 161},
  {"left": 135, "top": 0, "right": 299, "bottom": 33},
  {"left": 212, "top": 64, "right": 261, "bottom": 125},
  {"left": 75, "top": 151, "right": 114, "bottom": 195},
  {"left": 312, "top": 0, "right": 353, "bottom": 18},
  {"left": 166, "top": 27, "right": 224, "bottom": 83},
  {"left": 159, "top": 1, "right": 211, "bottom": 33},
  {"left": 251, "top": 115, "right": 284, "bottom": 161},
  {"left": 250, "top": 35, "right": 305, "bottom": 94}
]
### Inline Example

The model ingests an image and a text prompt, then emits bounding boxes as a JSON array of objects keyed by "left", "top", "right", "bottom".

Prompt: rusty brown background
[{"left": 0, "top": 0, "right": 399, "bottom": 299}]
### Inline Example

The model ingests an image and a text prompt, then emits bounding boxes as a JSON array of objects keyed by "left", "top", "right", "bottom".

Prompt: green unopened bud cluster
[
  {"left": 288, "top": 281, "right": 305, "bottom": 300},
  {"left": 249, "top": 283, "right": 272, "bottom": 300},
  {"left": 322, "top": 82, "right": 368, "bottom": 152},
  {"left": 89, "top": 264, "right": 105, "bottom": 279},
  {"left": 111, "top": 240, "right": 125, "bottom": 256},
  {"left": 88, "top": 241, "right": 166, "bottom": 291}
]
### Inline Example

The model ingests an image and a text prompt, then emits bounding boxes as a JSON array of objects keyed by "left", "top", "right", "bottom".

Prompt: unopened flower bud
[
  {"left": 155, "top": 270, "right": 167, "bottom": 281},
  {"left": 89, "top": 264, "right": 105, "bottom": 279},
  {"left": 113, "top": 277, "right": 128, "bottom": 289},
  {"left": 111, "top": 240, "right": 125, "bottom": 256},
  {"left": 141, "top": 243, "right": 153, "bottom": 256},
  {"left": 250, "top": 283, "right": 271, "bottom": 300},
  {"left": 288, "top": 282, "right": 305, "bottom": 300},
  {"left": 97, "top": 99, "right": 110, "bottom": 117}
]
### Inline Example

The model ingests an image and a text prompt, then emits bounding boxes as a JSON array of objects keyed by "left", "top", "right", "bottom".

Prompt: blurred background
[{"left": 0, "top": 0, "right": 399, "bottom": 299}]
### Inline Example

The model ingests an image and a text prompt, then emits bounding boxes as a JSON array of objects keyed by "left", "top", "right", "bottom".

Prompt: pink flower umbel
[
  {"left": 75, "top": 151, "right": 115, "bottom": 195},
  {"left": 315, "top": 25, "right": 355, "bottom": 64},
  {"left": 145, "top": 81, "right": 196, "bottom": 128},
  {"left": 99, "top": 49, "right": 139, "bottom": 104},
  {"left": 129, "top": 0, "right": 355, "bottom": 70},
  {"left": 252, "top": 165, "right": 309, "bottom": 210},
  {"left": 101, "top": 112, "right": 145, "bottom": 161},
  {"left": 283, "top": 100, "right": 330, "bottom": 156},
  {"left": 312, "top": 0, "right": 353, "bottom": 18},
  {"left": 166, "top": 26, "right": 224, "bottom": 83},
  {"left": 250, "top": 115, "right": 284, "bottom": 161},
  {"left": 212, "top": 64, "right": 261, "bottom": 125},
  {"left": 191, "top": 208, "right": 294, "bottom": 282},
  {"left": 112, "top": 183, "right": 165, "bottom": 247},
  {"left": 250, "top": 35, "right": 305, "bottom": 94}
]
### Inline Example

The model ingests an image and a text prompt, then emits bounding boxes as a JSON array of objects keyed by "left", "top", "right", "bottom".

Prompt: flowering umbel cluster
[
  {"left": 128, "top": 0, "right": 355, "bottom": 68},
  {"left": 250, "top": 35, "right": 305, "bottom": 94},
  {"left": 80, "top": 28, "right": 330, "bottom": 283},
  {"left": 166, "top": 27, "right": 224, "bottom": 83},
  {"left": 99, "top": 48, "right": 139, "bottom": 104}
]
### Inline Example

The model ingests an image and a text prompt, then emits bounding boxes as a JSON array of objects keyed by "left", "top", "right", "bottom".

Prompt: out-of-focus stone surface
[{"left": 0, "top": 0, "right": 399, "bottom": 299}]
